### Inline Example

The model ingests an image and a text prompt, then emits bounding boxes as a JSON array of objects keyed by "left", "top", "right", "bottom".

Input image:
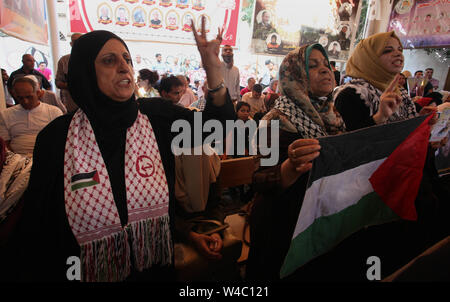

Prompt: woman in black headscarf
[{"left": 12, "top": 20, "right": 235, "bottom": 282}]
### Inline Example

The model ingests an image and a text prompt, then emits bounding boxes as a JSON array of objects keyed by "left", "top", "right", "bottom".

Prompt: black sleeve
[
  {"left": 334, "top": 87, "right": 377, "bottom": 131},
  {"left": 139, "top": 90, "right": 236, "bottom": 146},
  {"left": 11, "top": 115, "right": 79, "bottom": 281},
  {"left": 40, "top": 74, "right": 51, "bottom": 90}
]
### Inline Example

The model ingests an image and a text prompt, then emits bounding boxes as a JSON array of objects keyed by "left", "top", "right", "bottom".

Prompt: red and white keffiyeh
[{"left": 64, "top": 110, "right": 171, "bottom": 282}]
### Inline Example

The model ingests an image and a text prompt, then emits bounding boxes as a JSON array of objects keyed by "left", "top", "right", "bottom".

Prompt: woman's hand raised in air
[
  {"left": 373, "top": 74, "right": 402, "bottom": 124},
  {"left": 191, "top": 16, "right": 226, "bottom": 105}
]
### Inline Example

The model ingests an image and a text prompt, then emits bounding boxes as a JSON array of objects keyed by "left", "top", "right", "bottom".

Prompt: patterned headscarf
[
  {"left": 272, "top": 44, "right": 345, "bottom": 138},
  {"left": 334, "top": 32, "right": 417, "bottom": 123}
]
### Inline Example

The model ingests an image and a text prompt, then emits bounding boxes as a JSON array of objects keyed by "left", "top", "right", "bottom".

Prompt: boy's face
[
  {"left": 237, "top": 106, "right": 250, "bottom": 121},
  {"left": 162, "top": 85, "right": 183, "bottom": 104}
]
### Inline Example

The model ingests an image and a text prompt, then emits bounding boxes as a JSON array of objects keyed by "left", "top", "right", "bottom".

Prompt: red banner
[{"left": 0, "top": 0, "right": 48, "bottom": 45}]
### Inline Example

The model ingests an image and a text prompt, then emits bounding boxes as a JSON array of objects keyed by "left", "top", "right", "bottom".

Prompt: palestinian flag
[
  {"left": 71, "top": 170, "right": 100, "bottom": 191},
  {"left": 280, "top": 115, "right": 433, "bottom": 278}
]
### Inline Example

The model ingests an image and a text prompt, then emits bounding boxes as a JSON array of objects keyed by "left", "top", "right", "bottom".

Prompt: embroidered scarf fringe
[
  {"left": 80, "top": 215, "right": 172, "bottom": 282},
  {"left": 128, "top": 215, "right": 172, "bottom": 271},
  {"left": 81, "top": 230, "right": 131, "bottom": 282}
]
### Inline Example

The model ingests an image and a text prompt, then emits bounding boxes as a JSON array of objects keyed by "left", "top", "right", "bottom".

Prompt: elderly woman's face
[
  {"left": 308, "top": 49, "right": 334, "bottom": 97},
  {"left": 271, "top": 80, "right": 278, "bottom": 92},
  {"left": 95, "top": 39, "right": 135, "bottom": 102},
  {"left": 379, "top": 37, "right": 404, "bottom": 74}
]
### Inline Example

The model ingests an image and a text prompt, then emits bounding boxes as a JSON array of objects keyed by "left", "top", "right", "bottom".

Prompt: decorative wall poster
[
  {"left": 251, "top": 0, "right": 360, "bottom": 60},
  {"left": 0, "top": 0, "right": 48, "bottom": 45},
  {"left": 387, "top": 0, "right": 450, "bottom": 48},
  {"left": 69, "top": 0, "right": 240, "bottom": 46}
]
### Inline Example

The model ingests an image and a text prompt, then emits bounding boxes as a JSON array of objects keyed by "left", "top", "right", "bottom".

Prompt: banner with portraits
[
  {"left": 251, "top": 0, "right": 360, "bottom": 61},
  {"left": 387, "top": 0, "right": 450, "bottom": 48},
  {"left": 0, "top": 0, "right": 48, "bottom": 45},
  {"left": 69, "top": 0, "right": 241, "bottom": 46}
]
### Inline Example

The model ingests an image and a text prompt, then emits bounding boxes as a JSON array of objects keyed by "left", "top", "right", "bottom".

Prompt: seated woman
[
  {"left": 262, "top": 79, "right": 278, "bottom": 95},
  {"left": 11, "top": 19, "right": 235, "bottom": 282},
  {"left": 136, "top": 68, "right": 160, "bottom": 98},
  {"left": 333, "top": 31, "right": 420, "bottom": 132},
  {"left": 174, "top": 147, "right": 224, "bottom": 261},
  {"left": 246, "top": 43, "right": 345, "bottom": 281}
]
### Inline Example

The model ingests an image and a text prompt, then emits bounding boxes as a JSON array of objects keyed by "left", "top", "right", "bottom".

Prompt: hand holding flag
[
  {"left": 280, "top": 115, "right": 432, "bottom": 278},
  {"left": 280, "top": 139, "right": 321, "bottom": 189}
]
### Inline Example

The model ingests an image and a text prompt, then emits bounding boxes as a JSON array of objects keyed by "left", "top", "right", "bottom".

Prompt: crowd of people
[{"left": 0, "top": 20, "right": 449, "bottom": 283}]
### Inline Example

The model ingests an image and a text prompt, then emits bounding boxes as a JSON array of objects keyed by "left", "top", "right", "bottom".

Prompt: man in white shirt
[
  {"left": 259, "top": 60, "right": 274, "bottom": 88},
  {"left": 220, "top": 45, "right": 240, "bottom": 104},
  {"left": 176, "top": 75, "right": 197, "bottom": 107},
  {"left": 152, "top": 53, "right": 167, "bottom": 76},
  {"left": 133, "top": 54, "right": 148, "bottom": 77},
  {"left": 25, "top": 75, "right": 67, "bottom": 114},
  {"left": 0, "top": 77, "right": 62, "bottom": 157},
  {"left": 241, "top": 84, "right": 266, "bottom": 118},
  {"left": 55, "top": 33, "right": 83, "bottom": 113}
]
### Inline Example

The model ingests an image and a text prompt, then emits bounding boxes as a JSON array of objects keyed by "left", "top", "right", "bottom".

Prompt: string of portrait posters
[
  {"left": 387, "top": 0, "right": 450, "bottom": 48},
  {"left": 251, "top": 0, "right": 360, "bottom": 62},
  {"left": 69, "top": 0, "right": 240, "bottom": 46}
]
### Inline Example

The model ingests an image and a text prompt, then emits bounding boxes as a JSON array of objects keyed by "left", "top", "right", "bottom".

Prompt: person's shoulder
[
  {"left": 58, "top": 54, "right": 70, "bottom": 62},
  {"left": 47, "top": 102, "right": 64, "bottom": 114},
  {"left": 333, "top": 85, "right": 358, "bottom": 100},
  {"left": 9, "top": 68, "right": 23, "bottom": 77},
  {"left": 242, "top": 92, "right": 251, "bottom": 98},
  {"left": 43, "top": 90, "right": 57, "bottom": 98},
  {"left": 0, "top": 105, "right": 21, "bottom": 119},
  {"left": 37, "top": 114, "right": 72, "bottom": 142},
  {"left": 33, "top": 114, "right": 72, "bottom": 160},
  {"left": 32, "top": 69, "right": 43, "bottom": 76}
]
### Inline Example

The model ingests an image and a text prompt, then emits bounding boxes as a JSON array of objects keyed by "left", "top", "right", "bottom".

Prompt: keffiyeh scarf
[
  {"left": 333, "top": 78, "right": 417, "bottom": 123},
  {"left": 64, "top": 110, "right": 172, "bottom": 282},
  {"left": 272, "top": 44, "right": 345, "bottom": 138}
]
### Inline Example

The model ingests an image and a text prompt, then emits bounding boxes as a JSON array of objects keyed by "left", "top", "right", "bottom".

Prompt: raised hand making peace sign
[{"left": 191, "top": 16, "right": 226, "bottom": 105}]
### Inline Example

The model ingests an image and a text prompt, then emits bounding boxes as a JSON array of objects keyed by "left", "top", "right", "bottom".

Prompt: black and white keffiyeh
[
  {"left": 333, "top": 78, "right": 417, "bottom": 123},
  {"left": 268, "top": 44, "right": 345, "bottom": 139}
]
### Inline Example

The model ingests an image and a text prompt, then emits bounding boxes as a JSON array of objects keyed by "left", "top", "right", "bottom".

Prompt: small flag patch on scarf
[
  {"left": 280, "top": 115, "right": 433, "bottom": 278},
  {"left": 71, "top": 170, "right": 100, "bottom": 191}
]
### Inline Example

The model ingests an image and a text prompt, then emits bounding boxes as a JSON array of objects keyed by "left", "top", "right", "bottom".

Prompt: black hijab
[
  {"left": 67, "top": 30, "right": 138, "bottom": 130},
  {"left": 67, "top": 30, "right": 138, "bottom": 225}
]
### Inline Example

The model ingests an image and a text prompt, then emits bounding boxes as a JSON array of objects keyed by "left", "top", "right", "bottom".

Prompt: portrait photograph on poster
[{"left": 251, "top": 0, "right": 360, "bottom": 60}]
